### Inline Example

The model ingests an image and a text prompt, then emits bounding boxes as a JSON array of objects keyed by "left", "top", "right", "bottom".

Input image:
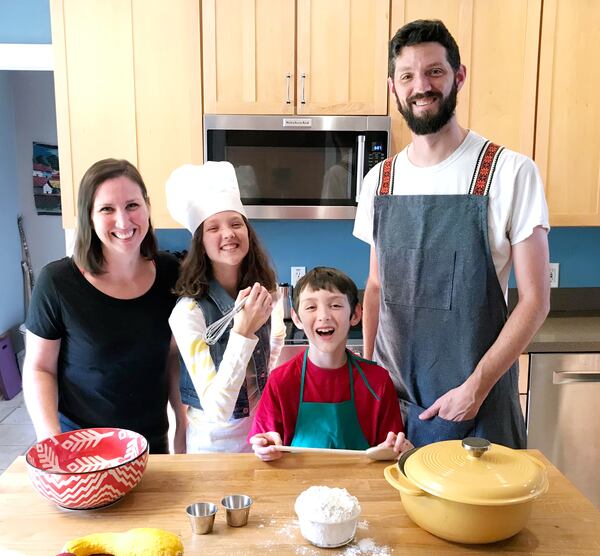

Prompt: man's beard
[{"left": 395, "top": 81, "right": 458, "bottom": 135}]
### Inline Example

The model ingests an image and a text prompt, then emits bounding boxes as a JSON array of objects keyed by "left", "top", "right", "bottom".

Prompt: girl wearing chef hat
[{"left": 166, "top": 161, "right": 286, "bottom": 453}]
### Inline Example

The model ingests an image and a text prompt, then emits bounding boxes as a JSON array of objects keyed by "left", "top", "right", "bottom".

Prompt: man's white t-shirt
[{"left": 353, "top": 131, "right": 550, "bottom": 296}]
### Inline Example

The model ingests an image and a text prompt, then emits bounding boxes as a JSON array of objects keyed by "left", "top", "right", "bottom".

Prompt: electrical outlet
[
  {"left": 549, "top": 262, "right": 560, "bottom": 288},
  {"left": 291, "top": 266, "right": 306, "bottom": 287}
]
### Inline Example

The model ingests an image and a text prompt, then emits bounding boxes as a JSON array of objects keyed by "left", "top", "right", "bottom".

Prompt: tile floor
[{"left": 0, "top": 391, "right": 36, "bottom": 474}]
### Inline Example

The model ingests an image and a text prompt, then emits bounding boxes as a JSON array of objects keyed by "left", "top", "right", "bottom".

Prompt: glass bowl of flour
[{"left": 294, "top": 486, "right": 361, "bottom": 548}]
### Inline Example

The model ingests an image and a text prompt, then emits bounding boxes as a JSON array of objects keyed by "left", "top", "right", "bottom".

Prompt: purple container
[{"left": 0, "top": 335, "right": 22, "bottom": 400}]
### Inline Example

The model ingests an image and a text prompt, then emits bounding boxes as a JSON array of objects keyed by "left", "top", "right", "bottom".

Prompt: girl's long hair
[{"left": 174, "top": 216, "right": 276, "bottom": 298}]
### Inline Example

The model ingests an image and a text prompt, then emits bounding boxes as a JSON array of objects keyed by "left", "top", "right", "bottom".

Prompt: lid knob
[{"left": 462, "top": 437, "right": 491, "bottom": 459}]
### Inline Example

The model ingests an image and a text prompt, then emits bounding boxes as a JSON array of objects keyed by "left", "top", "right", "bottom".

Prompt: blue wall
[
  {"left": 0, "top": 73, "right": 25, "bottom": 333},
  {"left": 157, "top": 221, "right": 371, "bottom": 286},
  {"left": 157, "top": 223, "right": 600, "bottom": 289},
  {"left": 0, "top": 0, "right": 51, "bottom": 44},
  {"left": 548, "top": 228, "right": 600, "bottom": 287}
]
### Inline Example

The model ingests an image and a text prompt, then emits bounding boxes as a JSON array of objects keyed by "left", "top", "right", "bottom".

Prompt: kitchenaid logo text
[{"left": 282, "top": 118, "right": 312, "bottom": 128}]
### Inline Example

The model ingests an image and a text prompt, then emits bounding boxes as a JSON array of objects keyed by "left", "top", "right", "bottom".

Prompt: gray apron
[{"left": 373, "top": 141, "right": 526, "bottom": 449}]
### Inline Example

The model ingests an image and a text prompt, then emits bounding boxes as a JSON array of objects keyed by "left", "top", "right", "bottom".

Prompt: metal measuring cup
[
  {"left": 221, "top": 494, "right": 253, "bottom": 527},
  {"left": 186, "top": 502, "right": 218, "bottom": 534}
]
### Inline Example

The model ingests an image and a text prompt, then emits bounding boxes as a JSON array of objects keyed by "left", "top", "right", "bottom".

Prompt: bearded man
[{"left": 353, "top": 19, "right": 550, "bottom": 448}]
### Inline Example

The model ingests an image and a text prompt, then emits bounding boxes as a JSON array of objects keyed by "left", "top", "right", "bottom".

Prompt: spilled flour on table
[
  {"left": 342, "top": 538, "right": 392, "bottom": 555},
  {"left": 259, "top": 513, "right": 391, "bottom": 555},
  {"left": 277, "top": 519, "right": 300, "bottom": 539},
  {"left": 259, "top": 517, "right": 306, "bottom": 552}
]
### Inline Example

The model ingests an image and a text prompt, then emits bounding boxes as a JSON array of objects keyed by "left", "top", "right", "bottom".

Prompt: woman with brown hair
[
  {"left": 23, "top": 158, "right": 186, "bottom": 454},
  {"left": 166, "top": 161, "right": 285, "bottom": 453}
]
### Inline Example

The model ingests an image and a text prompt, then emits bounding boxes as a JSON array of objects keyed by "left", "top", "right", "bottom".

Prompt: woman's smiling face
[{"left": 91, "top": 176, "right": 150, "bottom": 256}]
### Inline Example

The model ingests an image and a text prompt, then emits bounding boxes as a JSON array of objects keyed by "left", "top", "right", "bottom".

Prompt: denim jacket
[{"left": 179, "top": 280, "right": 271, "bottom": 419}]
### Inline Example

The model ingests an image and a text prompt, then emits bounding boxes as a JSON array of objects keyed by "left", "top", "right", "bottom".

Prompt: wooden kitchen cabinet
[
  {"left": 535, "top": 0, "right": 600, "bottom": 226},
  {"left": 202, "top": 0, "right": 296, "bottom": 114},
  {"left": 388, "top": 0, "right": 540, "bottom": 157},
  {"left": 50, "top": 0, "right": 202, "bottom": 228},
  {"left": 202, "top": 0, "right": 390, "bottom": 115}
]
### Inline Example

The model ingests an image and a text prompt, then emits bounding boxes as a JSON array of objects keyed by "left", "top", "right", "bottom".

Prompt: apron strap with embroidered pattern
[
  {"left": 377, "top": 155, "right": 399, "bottom": 196},
  {"left": 468, "top": 141, "right": 504, "bottom": 196}
]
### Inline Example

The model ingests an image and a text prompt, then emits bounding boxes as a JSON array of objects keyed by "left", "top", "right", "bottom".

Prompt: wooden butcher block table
[{"left": 1, "top": 451, "right": 600, "bottom": 555}]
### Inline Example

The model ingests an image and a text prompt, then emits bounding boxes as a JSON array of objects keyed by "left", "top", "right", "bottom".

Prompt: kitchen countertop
[
  {"left": 1, "top": 452, "right": 600, "bottom": 555},
  {"left": 526, "top": 316, "right": 600, "bottom": 353}
]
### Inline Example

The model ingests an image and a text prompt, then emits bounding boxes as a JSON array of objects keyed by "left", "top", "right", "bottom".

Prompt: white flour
[
  {"left": 294, "top": 486, "right": 360, "bottom": 523},
  {"left": 295, "top": 486, "right": 361, "bottom": 547},
  {"left": 343, "top": 538, "right": 392, "bottom": 555}
]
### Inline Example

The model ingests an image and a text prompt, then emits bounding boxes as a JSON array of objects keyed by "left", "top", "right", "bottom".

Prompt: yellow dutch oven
[{"left": 384, "top": 437, "right": 548, "bottom": 544}]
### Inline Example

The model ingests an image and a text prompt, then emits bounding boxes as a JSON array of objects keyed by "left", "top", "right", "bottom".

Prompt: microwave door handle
[{"left": 355, "top": 135, "right": 366, "bottom": 202}]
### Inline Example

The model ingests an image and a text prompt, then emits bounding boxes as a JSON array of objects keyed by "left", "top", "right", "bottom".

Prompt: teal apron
[{"left": 290, "top": 350, "right": 378, "bottom": 449}]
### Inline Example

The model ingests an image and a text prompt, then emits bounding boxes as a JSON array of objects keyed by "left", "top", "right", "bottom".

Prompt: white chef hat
[{"left": 165, "top": 161, "right": 246, "bottom": 234}]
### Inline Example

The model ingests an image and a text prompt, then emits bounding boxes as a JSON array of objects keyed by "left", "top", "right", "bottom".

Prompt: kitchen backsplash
[{"left": 156, "top": 223, "right": 600, "bottom": 290}]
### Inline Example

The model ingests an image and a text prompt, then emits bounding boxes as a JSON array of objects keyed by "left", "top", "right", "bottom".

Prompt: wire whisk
[{"left": 202, "top": 297, "right": 248, "bottom": 345}]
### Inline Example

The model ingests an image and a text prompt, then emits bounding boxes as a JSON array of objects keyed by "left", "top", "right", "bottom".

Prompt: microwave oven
[{"left": 204, "top": 115, "right": 391, "bottom": 219}]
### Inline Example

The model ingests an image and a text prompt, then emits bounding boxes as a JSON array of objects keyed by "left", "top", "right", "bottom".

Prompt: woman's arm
[
  {"left": 22, "top": 330, "right": 62, "bottom": 441},
  {"left": 166, "top": 336, "right": 187, "bottom": 453}
]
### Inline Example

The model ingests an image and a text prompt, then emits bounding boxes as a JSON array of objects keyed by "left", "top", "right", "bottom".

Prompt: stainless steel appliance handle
[
  {"left": 300, "top": 73, "right": 306, "bottom": 104},
  {"left": 285, "top": 73, "right": 291, "bottom": 104},
  {"left": 355, "top": 135, "right": 366, "bottom": 202},
  {"left": 553, "top": 370, "right": 600, "bottom": 384}
]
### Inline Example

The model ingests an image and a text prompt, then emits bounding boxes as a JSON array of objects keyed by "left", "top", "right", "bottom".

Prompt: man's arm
[
  {"left": 420, "top": 226, "right": 550, "bottom": 421},
  {"left": 362, "top": 247, "right": 381, "bottom": 360}
]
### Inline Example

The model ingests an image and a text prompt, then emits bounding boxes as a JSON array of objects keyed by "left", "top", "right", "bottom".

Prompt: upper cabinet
[
  {"left": 535, "top": 0, "right": 600, "bottom": 226},
  {"left": 50, "top": 0, "right": 202, "bottom": 228},
  {"left": 389, "top": 0, "right": 541, "bottom": 157},
  {"left": 202, "top": 0, "right": 295, "bottom": 114},
  {"left": 202, "top": 0, "right": 390, "bottom": 115},
  {"left": 50, "top": 0, "right": 600, "bottom": 228}
]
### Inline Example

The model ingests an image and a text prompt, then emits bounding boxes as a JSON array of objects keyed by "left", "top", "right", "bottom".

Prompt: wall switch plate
[
  {"left": 291, "top": 266, "right": 306, "bottom": 287},
  {"left": 549, "top": 262, "right": 560, "bottom": 288}
]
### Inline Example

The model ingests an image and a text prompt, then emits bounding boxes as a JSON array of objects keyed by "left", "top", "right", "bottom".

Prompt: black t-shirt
[{"left": 26, "top": 252, "right": 179, "bottom": 442}]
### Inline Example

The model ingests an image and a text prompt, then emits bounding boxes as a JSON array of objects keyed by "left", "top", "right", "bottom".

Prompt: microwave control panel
[{"left": 367, "top": 141, "right": 387, "bottom": 170}]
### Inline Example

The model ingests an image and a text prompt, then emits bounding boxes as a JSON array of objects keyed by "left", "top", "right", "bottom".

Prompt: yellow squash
[{"left": 61, "top": 527, "right": 184, "bottom": 556}]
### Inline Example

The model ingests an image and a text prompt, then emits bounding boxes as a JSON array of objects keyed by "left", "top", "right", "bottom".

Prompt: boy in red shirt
[{"left": 249, "top": 267, "right": 412, "bottom": 461}]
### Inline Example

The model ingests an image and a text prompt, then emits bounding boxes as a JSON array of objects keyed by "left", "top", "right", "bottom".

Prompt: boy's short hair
[{"left": 292, "top": 267, "right": 359, "bottom": 314}]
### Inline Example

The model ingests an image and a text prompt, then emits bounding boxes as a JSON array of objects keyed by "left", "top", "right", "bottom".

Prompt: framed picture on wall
[{"left": 32, "top": 142, "right": 61, "bottom": 215}]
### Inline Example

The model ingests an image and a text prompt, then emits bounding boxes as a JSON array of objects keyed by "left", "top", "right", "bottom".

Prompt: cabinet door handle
[
  {"left": 300, "top": 73, "right": 306, "bottom": 104},
  {"left": 285, "top": 73, "right": 291, "bottom": 104},
  {"left": 553, "top": 370, "right": 600, "bottom": 384}
]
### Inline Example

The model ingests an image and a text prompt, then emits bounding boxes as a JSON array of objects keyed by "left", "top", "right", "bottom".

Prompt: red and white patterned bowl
[{"left": 25, "top": 427, "right": 148, "bottom": 510}]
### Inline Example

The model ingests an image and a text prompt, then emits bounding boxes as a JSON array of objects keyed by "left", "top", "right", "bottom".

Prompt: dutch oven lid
[{"left": 403, "top": 438, "right": 548, "bottom": 506}]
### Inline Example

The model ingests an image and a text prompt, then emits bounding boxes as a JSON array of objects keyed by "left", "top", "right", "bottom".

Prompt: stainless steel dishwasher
[{"left": 527, "top": 352, "right": 600, "bottom": 509}]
